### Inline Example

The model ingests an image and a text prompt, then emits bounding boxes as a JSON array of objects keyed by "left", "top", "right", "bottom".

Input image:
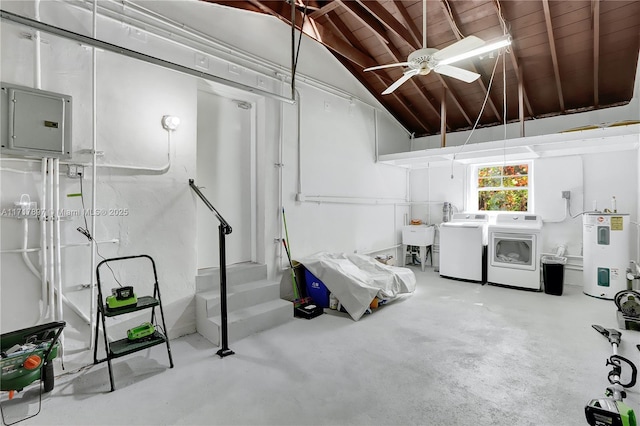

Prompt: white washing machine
[
  {"left": 583, "top": 213, "right": 630, "bottom": 299},
  {"left": 439, "top": 213, "right": 489, "bottom": 282},
  {"left": 487, "top": 214, "right": 543, "bottom": 290}
]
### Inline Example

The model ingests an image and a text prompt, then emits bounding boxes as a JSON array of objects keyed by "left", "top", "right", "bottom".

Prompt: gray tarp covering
[{"left": 299, "top": 252, "right": 416, "bottom": 321}]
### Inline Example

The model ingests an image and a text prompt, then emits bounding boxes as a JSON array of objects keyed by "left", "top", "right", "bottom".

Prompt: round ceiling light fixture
[{"left": 161, "top": 115, "right": 181, "bottom": 131}]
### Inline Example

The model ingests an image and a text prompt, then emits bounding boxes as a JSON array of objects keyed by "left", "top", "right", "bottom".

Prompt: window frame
[{"left": 468, "top": 161, "right": 534, "bottom": 213}]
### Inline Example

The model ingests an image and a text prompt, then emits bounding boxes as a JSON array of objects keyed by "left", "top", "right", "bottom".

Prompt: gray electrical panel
[{"left": 1, "top": 82, "right": 72, "bottom": 159}]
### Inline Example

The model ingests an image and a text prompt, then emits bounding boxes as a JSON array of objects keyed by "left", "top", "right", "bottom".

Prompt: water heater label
[{"left": 610, "top": 216, "right": 623, "bottom": 231}]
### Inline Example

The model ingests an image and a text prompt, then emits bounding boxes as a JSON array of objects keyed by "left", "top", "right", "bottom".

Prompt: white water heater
[{"left": 583, "top": 213, "right": 630, "bottom": 299}]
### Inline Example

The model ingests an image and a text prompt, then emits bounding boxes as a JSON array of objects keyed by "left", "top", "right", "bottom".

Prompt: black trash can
[{"left": 542, "top": 255, "right": 567, "bottom": 296}]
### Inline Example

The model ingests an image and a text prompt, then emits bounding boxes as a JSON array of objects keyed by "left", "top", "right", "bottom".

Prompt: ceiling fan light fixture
[{"left": 439, "top": 34, "right": 512, "bottom": 66}]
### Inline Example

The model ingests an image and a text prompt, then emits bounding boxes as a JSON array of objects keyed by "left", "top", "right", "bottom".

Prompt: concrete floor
[{"left": 3, "top": 267, "right": 639, "bottom": 426}]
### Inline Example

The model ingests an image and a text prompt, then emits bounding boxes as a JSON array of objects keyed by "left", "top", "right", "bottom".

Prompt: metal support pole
[
  {"left": 440, "top": 87, "right": 447, "bottom": 148},
  {"left": 518, "top": 67, "right": 525, "bottom": 137}
]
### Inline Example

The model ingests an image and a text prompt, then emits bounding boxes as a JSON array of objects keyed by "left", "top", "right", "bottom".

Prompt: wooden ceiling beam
[
  {"left": 308, "top": 1, "right": 340, "bottom": 20},
  {"left": 328, "top": 8, "right": 439, "bottom": 132},
  {"left": 335, "top": 0, "right": 389, "bottom": 45},
  {"left": 492, "top": 0, "right": 535, "bottom": 118},
  {"left": 378, "top": 79, "right": 433, "bottom": 135},
  {"left": 247, "top": 0, "right": 377, "bottom": 69},
  {"left": 325, "top": 13, "right": 433, "bottom": 134},
  {"left": 593, "top": 0, "right": 600, "bottom": 107},
  {"left": 247, "top": 0, "right": 291, "bottom": 17},
  {"left": 334, "top": 52, "right": 430, "bottom": 134},
  {"left": 541, "top": 0, "right": 565, "bottom": 111},
  {"left": 433, "top": 75, "right": 472, "bottom": 127},
  {"left": 207, "top": 1, "right": 263, "bottom": 13},
  {"left": 243, "top": 1, "right": 432, "bottom": 134},
  {"left": 296, "top": 1, "right": 320, "bottom": 12},
  {"left": 355, "top": 0, "right": 420, "bottom": 50},
  {"left": 388, "top": 1, "right": 423, "bottom": 50},
  {"left": 508, "top": 55, "right": 534, "bottom": 117},
  {"left": 438, "top": 0, "right": 497, "bottom": 125}
]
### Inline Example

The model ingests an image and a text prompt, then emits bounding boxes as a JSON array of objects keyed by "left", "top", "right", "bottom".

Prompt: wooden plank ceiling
[{"left": 203, "top": 0, "right": 640, "bottom": 138}]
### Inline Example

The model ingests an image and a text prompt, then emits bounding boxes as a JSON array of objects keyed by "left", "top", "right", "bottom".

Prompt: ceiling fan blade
[
  {"left": 364, "top": 62, "right": 411, "bottom": 72},
  {"left": 434, "top": 65, "right": 480, "bottom": 83},
  {"left": 382, "top": 69, "right": 420, "bottom": 95},
  {"left": 432, "top": 36, "right": 485, "bottom": 62}
]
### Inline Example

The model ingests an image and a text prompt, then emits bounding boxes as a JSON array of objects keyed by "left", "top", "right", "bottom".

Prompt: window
[{"left": 473, "top": 162, "right": 531, "bottom": 212}]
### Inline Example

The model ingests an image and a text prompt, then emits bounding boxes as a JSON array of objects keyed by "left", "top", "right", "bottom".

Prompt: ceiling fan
[{"left": 364, "top": 0, "right": 511, "bottom": 95}]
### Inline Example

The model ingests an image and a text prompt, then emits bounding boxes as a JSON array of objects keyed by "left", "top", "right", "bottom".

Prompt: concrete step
[
  {"left": 196, "top": 279, "right": 280, "bottom": 318},
  {"left": 196, "top": 262, "right": 267, "bottom": 293},
  {"left": 197, "top": 299, "right": 292, "bottom": 346}
]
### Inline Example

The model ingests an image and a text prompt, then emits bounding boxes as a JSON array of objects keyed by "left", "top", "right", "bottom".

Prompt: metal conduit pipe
[
  {"left": 36, "top": 0, "right": 47, "bottom": 317},
  {"left": 278, "top": 77, "right": 285, "bottom": 268},
  {"left": 54, "top": 158, "right": 65, "bottom": 358},
  {"left": 89, "top": 0, "right": 98, "bottom": 352},
  {"left": 39, "top": 158, "right": 48, "bottom": 323},
  {"left": 47, "top": 158, "right": 55, "bottom": 320},
  {"left": 295, "top": 89, "right": 302, "bottom": 198},
  {"left": 88, "top": 0, "right": 401, "bottom": 118},
  {"left": 22, "top": 218, "right": 45, "bottom": 323},
  {"left": 0, "top": 10, "right": 295, "bottom": 106},
  {"left": 62, "top": 0, "right": 410, "bottom": 139},
  {"left": 1, "top": 239, "right": 120, "bottom": 254},
  {"left": 34, "top": 0, "right": 41, "bottom": 90}
]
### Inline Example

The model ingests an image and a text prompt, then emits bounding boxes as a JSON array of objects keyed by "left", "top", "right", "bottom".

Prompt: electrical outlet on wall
[{"left": 67, "top": 164, "right": 84, "bottom": 178}]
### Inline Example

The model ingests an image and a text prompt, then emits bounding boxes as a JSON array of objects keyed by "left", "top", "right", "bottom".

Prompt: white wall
[
  {"left": 1, "top": 15, "right": 199, "bottom": 336},
  {"left": 0, "top": 1, "right": 409, "bottom": 343},
  {"left": 276, "top": 83, "right": 408, "bottom": 266}
]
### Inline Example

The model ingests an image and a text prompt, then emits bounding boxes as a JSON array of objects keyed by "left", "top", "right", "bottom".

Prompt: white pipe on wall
[
  {"left": 89, "top": 0, "right": 98, "bottom": 352},
  {"left": 21, "top": 219, "right": 40, "bottom": 277},
  {"left": 374, "top": 109, "right": 379, "bottom": 163},
  {"left": 22, "top": 218, "right": 45, "bottom": 323},
  {"left": 54, "top": 158, "right": 64, "bottom": 357},
  {"left": 79, "top": 131, "right": 172, "bottom": 173},
  {"left": 0, "top": 135, "right": 172, "bottom": 172},
  {"left": 39, "top": 158, "right": 48, "bottom": 323},
  {"left": 295, "top": 89, "right": 302, "bottom": 197},
  {"left": 542, "top": 198, "right": 568, "bottom": 223},
  {"left": 1, "top": 239, "right": 120, "bottom": 254},
  {"left": 278, "top": 78, "right": 285, "bottom": 268},
  {"left": 34, "top": 0, "right": 41, "bottom": 90},
  {"left": 47, "top": 158, "right": 55, "bottom": 320}
]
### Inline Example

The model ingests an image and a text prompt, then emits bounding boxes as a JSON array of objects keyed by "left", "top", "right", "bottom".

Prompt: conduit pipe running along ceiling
[{"left": 0, "top": 9, "right": 296, "bottom": 106}]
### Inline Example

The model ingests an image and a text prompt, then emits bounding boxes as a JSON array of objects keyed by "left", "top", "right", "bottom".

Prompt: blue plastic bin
[{"left": 304, "top": 269, "right": 330, "bottom": 308}]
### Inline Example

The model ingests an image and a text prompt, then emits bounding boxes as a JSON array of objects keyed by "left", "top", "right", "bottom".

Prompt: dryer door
[{"left": 490, "top": 232, "right": 536, "bottom": 271}]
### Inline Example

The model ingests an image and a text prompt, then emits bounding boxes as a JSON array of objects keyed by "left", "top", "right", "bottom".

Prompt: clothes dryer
[
  {"left": 439, "top": 213, "right": 489, "bottom": 282},
  {"left": 487, "top": 214, "right": 543, "bottom": 290}
]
